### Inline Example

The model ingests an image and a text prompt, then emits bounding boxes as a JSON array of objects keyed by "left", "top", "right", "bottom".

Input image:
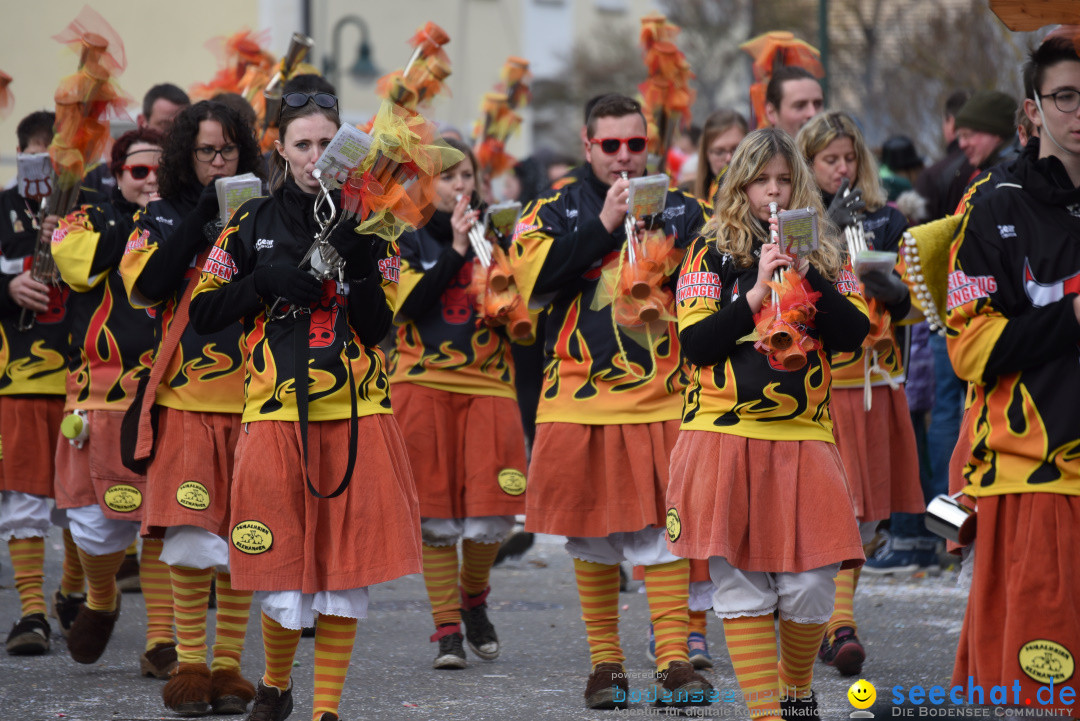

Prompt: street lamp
[{"left": 324, "top": 15, "right": 380, "bottom": 89}]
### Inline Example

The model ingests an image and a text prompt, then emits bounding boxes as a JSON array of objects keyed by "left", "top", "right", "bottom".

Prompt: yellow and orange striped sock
[
  {"left": 722, "top": 614, "right": 782, "bottom": 719},
  {"left": 76, "top": 548, "right": 124, "bottom": 613},
  {"left": 8, "top": 537, "right": 47, "bottom": 616},
  {"left": 171, "top": 565, "right": 213, "bottom": 666},
  {"left": 643, "top": 559, "right": 690, "bottom": 671},
  {"left": 261, "top": 612, "right": 300, "bottom": 691},
  {"left": 139, "top": 539, "right": 174, "bottom": 650},
  {"left": 573, "top": 558, "right": 623, "bottom": 667},
  {"left": 825, "top": 568, "right": 857, "bottom": 641},
  {"left": 460, "top": 539, "right": 500, "bottom": 596},
  {"left": 778, "top": 618, "right": 826, "bottom": 700},
  {"left": 210, "top": 571, "right": 252, "bottom": 672},
  {"left": 422, "top": 543, "right": 460, "bottom": 629},
  {"left": 59, "top": 529, "right": 86, "bottom": 597},
  {"left": 688, "top": 609, "right": 708, "bottom": 638},
  {"left": 312, "top": 613, "right": 357, "bottom": 721}
]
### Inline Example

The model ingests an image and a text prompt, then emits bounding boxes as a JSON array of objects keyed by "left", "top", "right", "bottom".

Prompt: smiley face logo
[{"left": 848, "top": 679, "right": 876, "bottom": 709}]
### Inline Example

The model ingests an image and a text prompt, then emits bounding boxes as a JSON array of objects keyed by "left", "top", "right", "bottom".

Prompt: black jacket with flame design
[
  {"left": 120, "top": 190, "right": 245, "bottom": 414},
  {"left": 0, "top": 186, "right": 70, "bottom": 396},
  {"left": 946, "top": 144, "right": 1080, "bottom": 496},
  {"left": 189, "top": 179, "right": 394, "bottom": 423},
  {"left": 52, "top": 191, "right": 156, "bottom": 410},
  {"left": 510, "top": 166, "right": 707, "bottom": 424},
  {"left": 390, "top": 211, "right": 516, "bottom": 399}
]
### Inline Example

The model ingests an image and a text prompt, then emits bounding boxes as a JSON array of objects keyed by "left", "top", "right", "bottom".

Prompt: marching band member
[
  {"left": 52, "top": 128, "right": 177, "bottom": 677},
  {"left": 188, "top": 90, "right": 422, "bottom": 721},
  {"left": 796, "top": 111, "right": 923, "bottom": 677},
  {"left": 120, "top": 100, "right": 263, "bottom": 716},
  {"left": 511, "top": 93, "right": 711, "bottom": 709},
  {"left": 693, "top": 109, "right": 748, "bottom": 204},
  {"left": 667, "top": 128, "right": 868, "bottom": 719},
  {"left": 947, "top": 34, "right": 1080, "bottom": 718},
  {"left": 390, "top": 137, "right": 527, "bottom": 669},
  {"left": 0, "top": 110, "right": 70, "bottom": 656}
]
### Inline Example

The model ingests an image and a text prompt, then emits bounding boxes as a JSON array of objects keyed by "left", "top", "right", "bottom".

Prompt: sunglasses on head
[
  {"left": 589, "top": 136, "right": 648, "bottom": 155},
  {"left": 121, "top": 164, "right": 158, "bottom": 180},
  {"left": 282, "top": 92, "right": 338, "bottom": 111}
]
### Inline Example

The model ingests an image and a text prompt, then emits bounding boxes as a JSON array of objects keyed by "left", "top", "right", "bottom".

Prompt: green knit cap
[{"left": 954, "top": 90, "right": 1018, "bottom": 138}]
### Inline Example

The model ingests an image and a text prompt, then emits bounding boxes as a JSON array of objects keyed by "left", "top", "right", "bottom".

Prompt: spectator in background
[
  {"left": 915, "top": 90, "right": 971, "bottom": 222},
  {"left": 879, "top": 135, "right": 924, "bottom": 201},
  {"left": 946, "top": 90, "right": 1019, "bottom": 214}
]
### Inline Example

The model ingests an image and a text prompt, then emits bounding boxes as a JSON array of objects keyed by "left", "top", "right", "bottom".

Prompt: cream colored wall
[{"left": 0, "top": 0, "right": 260, "bottom": 183}]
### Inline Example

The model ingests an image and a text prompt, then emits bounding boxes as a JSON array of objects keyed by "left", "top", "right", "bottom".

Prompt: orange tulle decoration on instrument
[
  {"left": 0, "top": 71, "right": 13, "bottom": 121},
  {"left": 375, "top": 22, "right": 452, "bottom": 112},
  {"left": 190, "top": 29, "right": 276, "bottom": 101},
  {"left": 592, "top": 229, "right": 685, "bottom": 338},
  {"left": 470, "top": 57, "right": 531, "bottom": 178},
  {"left": 636, "top": 13, "right": 695, "bottom": 171},
  {"left": 467, "top": 247, "right": 533, "bottom": 340},
  {"left": 49, "top": 10, "right": 130, "bottom": 192},
  {"left": 337, "top": 101, "right": 463, "bottom": 242},
  {"left": 739, "top": 31, "right": 824, "bottom": 130},
  {"left": 753, "top": 270, "right": 822, "bottom": 371}
]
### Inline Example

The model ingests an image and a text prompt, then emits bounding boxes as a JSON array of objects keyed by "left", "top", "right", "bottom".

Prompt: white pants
[
  {"left": 709, "top": 556, "right": 841, "bottom": 624},
  {"left": 859, "top": 520, "right": 879, "bottom": 545},
  {"left": 421, "top": 515, "right": 516, "bottom": 546},
  {"left": 0, "top": 491, "right": 51, "bottom": 540},
  {"left": 66, "top": 504, "right": 140, "bottom": 556},
  {"left": 566, "top": 526, "right": 679, "bottom": 567},
  {"left": 161, "top": 525, "right": 230, "bottom": 571},
  {"left": 257, "top": 588, "right": 370, "bottom": 630}
]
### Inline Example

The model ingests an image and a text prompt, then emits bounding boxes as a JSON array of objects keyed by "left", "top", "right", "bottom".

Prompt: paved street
[{"left": 0, "top": 530, "right": 967, "bottom": 721}]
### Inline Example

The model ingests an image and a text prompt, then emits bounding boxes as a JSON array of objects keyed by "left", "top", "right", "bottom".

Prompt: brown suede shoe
[
  {"left": 210, "top": 667, "right": 255, "bottom": 714},
  {"left": 655, "top": 659, "right": 713, "bottom": 707},
  {"left": 584, "top": 661, "right": 628, "bottom": 710},
  {"left": 247, "top": 679, "right": 293, "bottom": 721},
  {"left": 140, "top": 641, "right": 178, "bottom": 679},
  {"left": 162, "top": 661, "right": 212, "bottom": 716},
  {"left": 66, "top": 596, "right": 121, "bottom": 664}
]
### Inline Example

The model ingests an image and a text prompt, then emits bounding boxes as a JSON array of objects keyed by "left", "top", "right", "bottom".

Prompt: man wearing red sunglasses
[{"left": 511, "top": 93, "right": 711, "bottom": 710}]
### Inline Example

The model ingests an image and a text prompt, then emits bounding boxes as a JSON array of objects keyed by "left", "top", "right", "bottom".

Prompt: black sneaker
[
  {"left": 247, "top": 679, "right": 293, "bottom": 721},
  {"left": 52, "top": 589, "right": 86, "bottom": 639},
  {"left": 460, "top": 587, "right": 499, "bottom": 660},
  {"left": 431, "top": 625, "right": 467, "bottom": 669},
  {"left": 115, "top": 553, "right": 141, "bottom": 593},
  {"left": 6, "top": 613, "right": 51, "bottom": 655},
  {"left": 782, "top": 691, "right": 821, "bottom": 720},
  {"left": 820, "top": 626, "right": 865, "bottom": 676}
]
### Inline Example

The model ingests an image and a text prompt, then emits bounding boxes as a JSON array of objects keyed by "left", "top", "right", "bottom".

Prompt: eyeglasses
[
  {"left": 589, "top": 136, "right": 647, "bottom": 155},
  {"left": 194, "top": 145, "right": 239, "bottom": 163},
  {"left": 1039, "top": 88, "right": 1080, "bottom": 114},
  {"left": 121, "top": 164, "right": 158, "bottom": 180},
  {"left": 282, "top": 92, "right": 339, "bottom": 111}
]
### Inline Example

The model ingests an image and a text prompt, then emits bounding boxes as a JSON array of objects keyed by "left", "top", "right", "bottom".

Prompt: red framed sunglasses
[
  {"left": 121, "top": 164, "right": 158, "bottom": 180},
  {"left": 589, "top": 136, "right": 647, "bottom": 155}
]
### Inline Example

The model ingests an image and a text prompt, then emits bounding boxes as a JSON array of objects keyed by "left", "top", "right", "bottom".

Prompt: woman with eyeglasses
[
  {"left": 795, "top": 111, "right": 924, "bottom": 679},
  {"left": 119, "top": 100, "right": 264, "bottom": 716},
  {"left": 186, "top": 90, "right": 422, "bottom": 721},
  {"left": 693, "top": 109, "right": 748, "bottom": 204},
  {"left": 385, "top": 136, "right": 527, "bottom": 670},
  {"left": 50, "top": 128, "right": 179, "bottom": 679}
]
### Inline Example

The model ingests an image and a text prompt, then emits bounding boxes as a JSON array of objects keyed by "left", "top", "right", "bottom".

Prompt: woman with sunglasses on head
[
  {"left": 120, "top": 100, "right": 264, "bottom": 717},
  {"left": 50, "top": 128, "right": 178, "bottom": 679},
  {"left": 693, "top": 109, "right": 749, "bottom": 205},
  {"left": 795, "top": 112, "right": 924, "bottom": 679},
  {"left": 387, "top": 136, "right": 527, "bottom": 670},
  {"left": 187, "top": 90, "right": 422, "bottom": 721}
]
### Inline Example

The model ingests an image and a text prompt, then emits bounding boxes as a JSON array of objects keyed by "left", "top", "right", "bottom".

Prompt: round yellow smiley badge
[{"left": 848, "top": 679, "right": 876, "bottom": 716}]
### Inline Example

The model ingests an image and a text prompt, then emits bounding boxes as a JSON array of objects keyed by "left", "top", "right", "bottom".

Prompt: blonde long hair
[
  {"left": 796, "top": 111, "right": 887, "bottom": 212},
  {"left": 703, "top": 128, "right": 843, "bottom": 281}
]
